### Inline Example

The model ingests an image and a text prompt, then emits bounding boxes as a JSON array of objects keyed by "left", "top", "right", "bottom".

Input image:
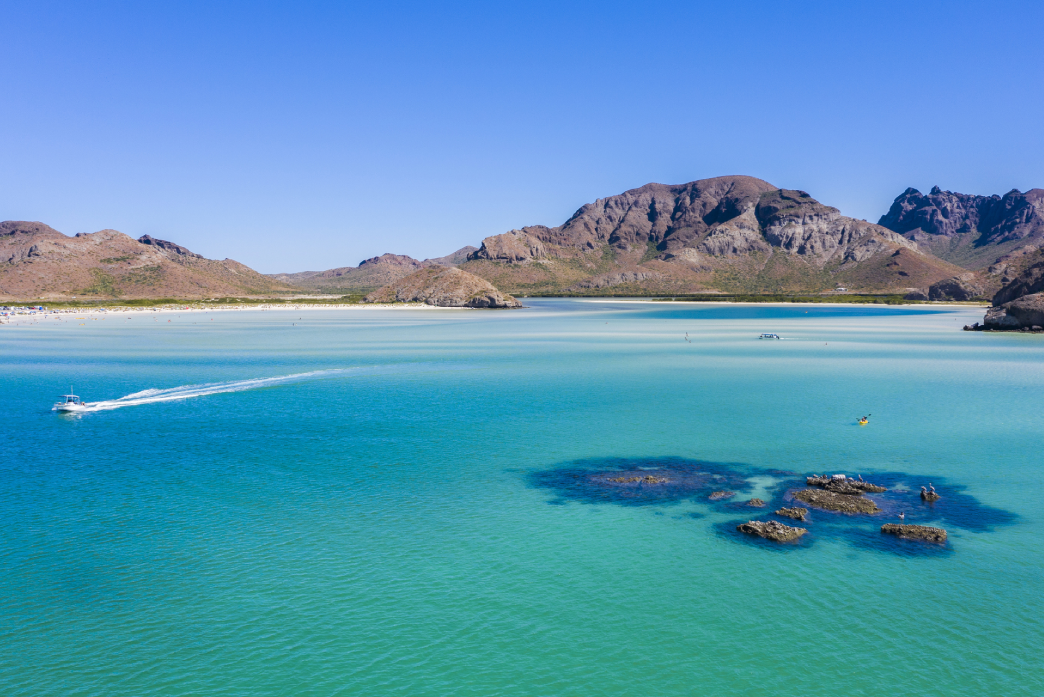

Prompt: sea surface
[{"left": 2, "top": 299, "right": 1042, "bottom": 696}]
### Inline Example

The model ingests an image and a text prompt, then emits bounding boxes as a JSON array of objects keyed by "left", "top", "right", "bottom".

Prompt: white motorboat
[
  {"left": 759, "top": 333, "right": 781, "bottom": 340},
  {"left": 54, "top": 391, "right": 89, "bottom": 412}
]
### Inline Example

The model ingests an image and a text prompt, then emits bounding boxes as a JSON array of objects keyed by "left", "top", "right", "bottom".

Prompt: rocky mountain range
[
  {"left": 8, "top": 175, "right": 1043, "bottom": 303},
  {"left": 0, "top": 221, "right": 292, "bottom": 299},
  {"left": 268, "top": 247, "right": 477, "bottom": 294}
]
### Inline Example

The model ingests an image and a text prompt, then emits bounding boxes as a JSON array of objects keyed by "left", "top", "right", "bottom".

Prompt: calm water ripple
[{"left": 2, "top": 300, "right": 1042, "bottom": 695}]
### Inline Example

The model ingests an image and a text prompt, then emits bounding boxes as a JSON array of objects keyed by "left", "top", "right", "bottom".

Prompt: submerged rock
[
  {"left": 775, "top": 507, "right": 808, "bottom": 521},
  {"left": 709, "top": 490, "right": 736, "bottom": 501},
  {"left": 793, "top": 488, "right": 880, "bottom": 514},
  {"left": 881, "top": 523, "right": 947, "bottom": 543},
  {"left": 737, "top": 520, "right": 808, "bottom": 542},
  {"left": 607, "top": 475, "right": 669, "bottom": 484},
  {"left": 747, "top": 498, "right": 766, "bottom": 507},
  {"left": 807, "top": 474, "right": 886, "bottom": 494}
]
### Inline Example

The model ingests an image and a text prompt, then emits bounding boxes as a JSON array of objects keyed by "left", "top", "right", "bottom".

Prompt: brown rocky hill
[
  {"left": 0, "top": 221, "right": 292, "bottom": 300},
  {"left": 878, "top": 186, "right": 1044, "bottom": 272},
  {"left": 269, "top": 247, "right": 478, "bottom": 293},
  {"left": 458, "top": 176, "right": 965, "bottom": 295},
  {"left": 365, "top": 266, "right": 521, "bottom": 308}
]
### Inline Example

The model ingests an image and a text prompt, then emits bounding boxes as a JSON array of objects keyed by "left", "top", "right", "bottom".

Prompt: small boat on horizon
[
  {"left": 759, "top": 333, "right": 781, "bottom": 340},
  {"left": 53, "top": 390, "right": 90, "bottom": 413}
]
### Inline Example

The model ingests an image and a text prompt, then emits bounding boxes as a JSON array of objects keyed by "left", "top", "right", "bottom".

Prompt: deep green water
[{"left": 2, "top": 299, "right": 1042, "bottom": 696}]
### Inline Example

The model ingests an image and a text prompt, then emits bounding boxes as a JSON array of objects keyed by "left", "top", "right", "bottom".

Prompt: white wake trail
[{"left": 82, "top": 368, "right": 363, "bottom": 412}]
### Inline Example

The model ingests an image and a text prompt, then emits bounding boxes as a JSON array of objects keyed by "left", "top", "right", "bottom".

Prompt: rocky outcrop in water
[
  {"left": 737, "top": 520, "right": 808, "bottom": 542},
  {"left": 775, "top": 507, "right": 808, "bottom": 521},
  {"left": 881, "top": 523, "right": 947, "bottom": 543},
  {"left": 607, "top": 475, "right": 669, "bottom": 484},
  {"left": 747, "top": 498, "right": 766, "bottom": 507},
  {"left": 921, "top": 490, "right": 941, "bottom": 502},
  {"left": 806, "top": 475, "right": 886, "bottom": 494},
  {"left": 709, "top": 490, "right": 736, "bottom": 501},
  {"left": 793, "top": 488, "right": 880, "bottom": 514},
  {"left": 365, "top": 267, "right": 521, "bottom": 308}
]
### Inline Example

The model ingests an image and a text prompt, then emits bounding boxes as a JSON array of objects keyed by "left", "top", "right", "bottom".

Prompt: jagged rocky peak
[
  {"left": 1, "top": 221, "right": 64, "bottom": 238},
  {"left": 469, "top": 175, "right": 778, "bottom": 262},
  {"left": 755, "top": 189, "right": 839, "bottom": 227},
  {"left": 879, "top": 185, "right": 1044, "bottom": 245},
  {"left": 138, "top": 234, "right": 202, "bottom": 259},
  {"left": 358, "top": 253, "right": 427, "bottom": 269}
]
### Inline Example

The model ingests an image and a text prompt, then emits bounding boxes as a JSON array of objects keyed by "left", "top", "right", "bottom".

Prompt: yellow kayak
[{"left": 858, "top": 419, "right": 868, "bottom": 425}]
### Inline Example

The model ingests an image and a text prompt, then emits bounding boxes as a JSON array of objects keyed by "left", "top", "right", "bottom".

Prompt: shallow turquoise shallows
[{"left": 2, "top": 300, "right": 1043, "bottom": 696}]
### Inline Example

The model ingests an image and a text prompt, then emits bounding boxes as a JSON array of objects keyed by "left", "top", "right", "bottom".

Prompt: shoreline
[
  {"left": 0, "top": 302, "right": 470, "bottom": 326},
  {"left": 576, "top": 298, "right": 989, "bottom": 310}
]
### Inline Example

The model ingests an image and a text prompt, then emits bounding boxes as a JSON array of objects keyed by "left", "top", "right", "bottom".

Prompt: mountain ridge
[
  {"left": 0, "top": 221, "right": 292, "bottom": 300},
  {"left": 453, "top": 176, "right": 965, "bottom": 296}
]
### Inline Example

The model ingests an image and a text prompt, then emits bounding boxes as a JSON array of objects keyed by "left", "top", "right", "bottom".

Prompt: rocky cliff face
[
  {"left": 973, "top": 249, "right": 1044, "bottom": 329},
  {"left": 461, "top": 176, "right": 962, "bottom": 295},
  {"left": 364, "top": 266, "right": 521, "bottom": 308},
  {"left": 991, "top": 248, "right": 1044, "bottom": 305},
  {"left": 0, "top": 221, "right": 291, "bottom": 299},
  {"left": 878, "top": 186, "right": 1044, "bottom": 270}
]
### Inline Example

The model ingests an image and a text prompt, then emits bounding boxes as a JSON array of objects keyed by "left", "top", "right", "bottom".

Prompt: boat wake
[{"left": 80, "top": 368, "right": 373, "bottom": 412}]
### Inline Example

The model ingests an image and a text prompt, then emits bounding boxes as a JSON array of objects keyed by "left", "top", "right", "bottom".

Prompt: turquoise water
[{"left": 2, "top": 300, "right": 1042, "bottom": 695}]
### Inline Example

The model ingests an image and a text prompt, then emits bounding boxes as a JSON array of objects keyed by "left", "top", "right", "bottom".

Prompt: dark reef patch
[
  {"left": 528, "top": 457, "right": 754, "bottom": 507},
  {"left": 528, "top": 457, "right": 1017, "bottom": 555}
]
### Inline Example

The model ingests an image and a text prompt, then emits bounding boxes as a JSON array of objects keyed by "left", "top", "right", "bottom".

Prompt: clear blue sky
[{"left": 2, "top": 0, "right": 1042, "bottom": 272}]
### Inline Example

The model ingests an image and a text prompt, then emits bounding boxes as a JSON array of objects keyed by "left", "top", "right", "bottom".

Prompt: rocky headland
[
  {"left": 737, "top": 520, "right": 808, "bottom": 542},
  {"left": 964, "top": 249, "right": 1044, "bottom": 331},
  {"left": 364, "top": 266, "right": 521, "bottom": 308},
  {"left": 881, "top": 523, "right": 947, "bottom": 543}
]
